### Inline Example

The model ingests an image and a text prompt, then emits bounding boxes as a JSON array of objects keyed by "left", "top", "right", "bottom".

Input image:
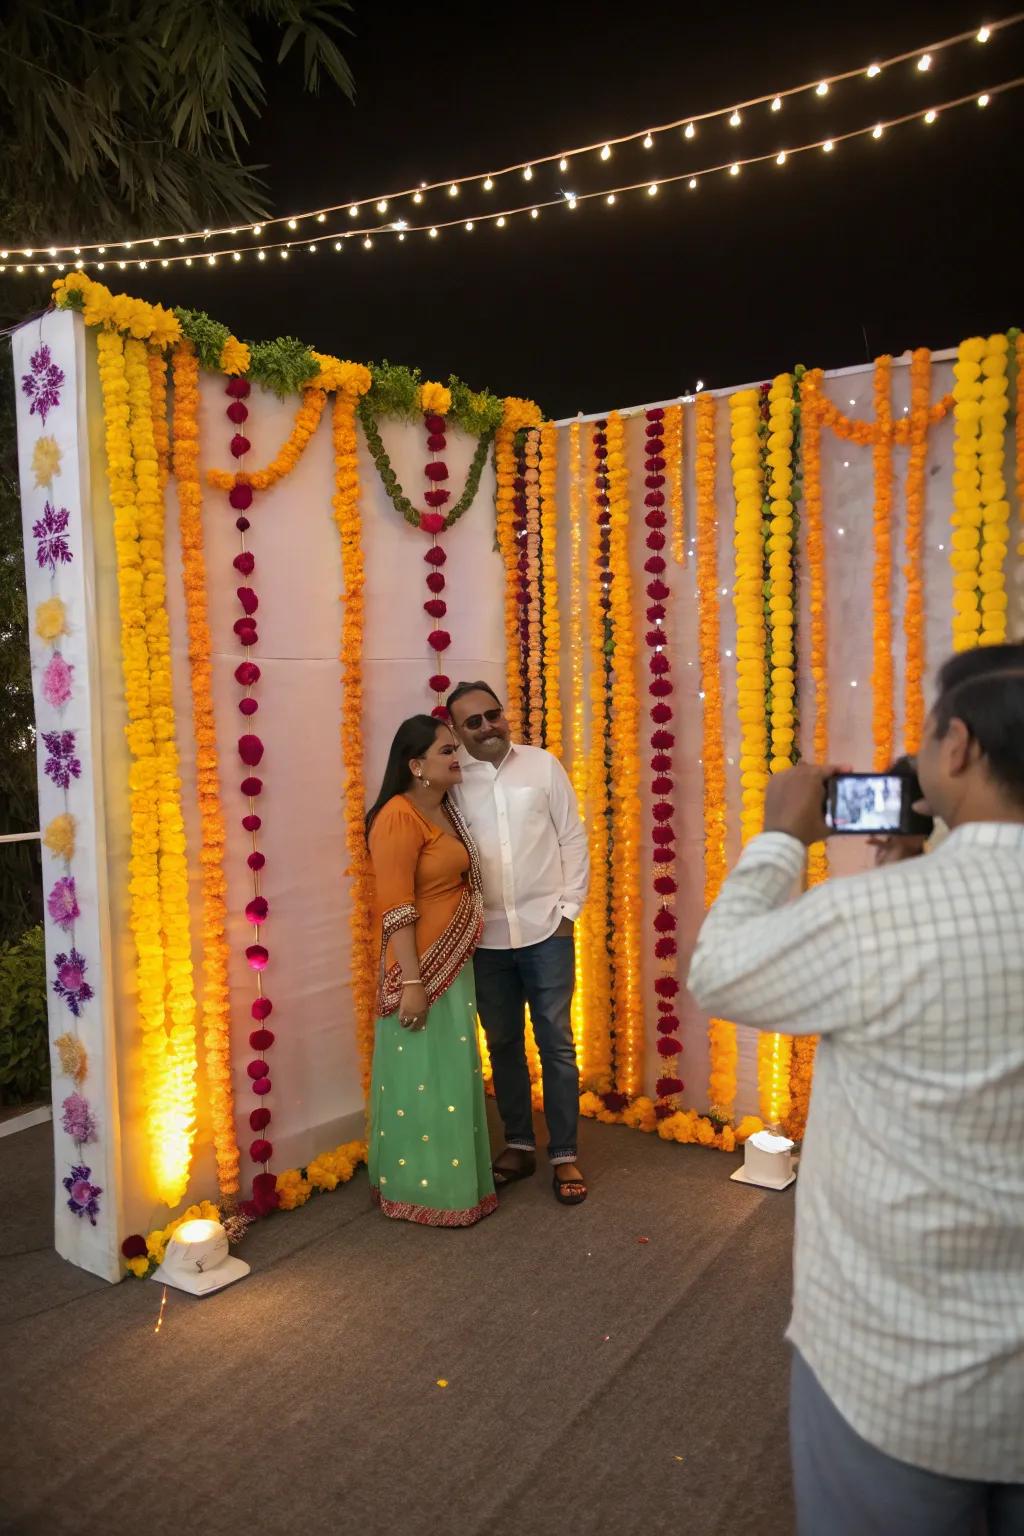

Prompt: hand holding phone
[{"left": 823, "top": 772, "right": 934, "bottom": 837}]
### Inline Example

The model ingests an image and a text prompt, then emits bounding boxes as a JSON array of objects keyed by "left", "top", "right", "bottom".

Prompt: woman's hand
[{"left": 399, "top": 982, "right": 429, "bottom": 1031}]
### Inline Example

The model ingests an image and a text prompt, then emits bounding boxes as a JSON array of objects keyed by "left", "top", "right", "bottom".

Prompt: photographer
[{"left": 688, "top": 644, "right": 1024, "bottom": 1535}]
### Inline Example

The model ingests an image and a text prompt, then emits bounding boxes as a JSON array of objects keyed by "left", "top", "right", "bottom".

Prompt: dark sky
[{"left": 125, "top": 0, "right": 1023, "bottom": 418}]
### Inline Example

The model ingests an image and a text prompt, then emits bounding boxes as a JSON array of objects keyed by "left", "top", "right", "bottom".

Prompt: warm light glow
[
  {"left": 600, "top": 143, "right": 611, "bottom": 159},
  {"left": 771, "top": 96, "right": 782, "bottom": 111},
  {"left": 776, "top": 151, "right": 787, "bottom": 165},
  {"left": 689, "top": 177, "right": 698, "bottom": 189},
  {"left": 559, "top": 156, "right": 568, "bottom": 170},
  {"left": 483, "top": 176, "right": 494, "bottom": 190},
  {"left": 288, "top": 218, "right": 298, "bottom": 229},
  {"left": 729, "top": 162, "right": 740, "bottom": 175},
  {"left": 918, "top": 53, "right": 931, "bottom": 70},
  {"left": 647, "top": 182, "right": 658, "bottom": 195},
  {"left": 606, "top": 193, "right": 616, "bottom": 204},
  {"left": 729, "top": 109, "right": 741, "bottom": 126},
  {"left": 523, "top": 164, "right": 534, "bottom": 179},
  {"left": 497, "top": 215, "right": 506, "bottom": 226},
  {"left": 449, "top": 183, "right": 458, "bottom": 196},
  {"left": 873, "top": 123, "right": 884, "bottom": 137},
  {"left": 925, "top": 109, "right": 937, "bottom": 123},
  {"left": 530, "top": 207, "right": 539, "bottom": 218},
  {"left": 978, "top": 25, "right": 990, "bottom": 41},
  {"left": 685, "top": 121, "right": 696, "bottom": 138},
  {"left": 816, "top": 81, "right": 829, "bottom": 95},
  {"left": 823, "top": 139, "right": 834, "bottom": 152},
  {"left": 465, "top": 220, "right": 474, "bottom": 230},
  {"left": 643, "top": 133, "right": 653, "bottom": 148},
  {"left": 363, "top": 237, "right": 372, "bottom": 249},
  {"left": 377, "top": 200, "right": 388, "bottom": 213},
  {"left": 257, "top": 251, "right": 265, "bottom": 261},
  {"left": 174, "top": 1218, "right": 222, "bottom": 1245},
  {"left": 867, "top": 63, "right": 881, "bottom": 77},
  {"left": 413, "top": 191, "right": 423, "bottom": 203},
  {"left": 978, "top": 93, "right": 990, "bottom": 106},
  {"left": 696, "top": 378, "right": 704, "bottom": 391},
  {"left": 253, "top": 224, "right": 262, "bottom": 235},
  {"left": 308, "top": 243, "right": 317, "bottom": 252},
  {"left": 429, "top": 227, "right": 438, "bottom": 238},
  {"left": 317, "top": 212, "right": 326, "bottom": 223}
]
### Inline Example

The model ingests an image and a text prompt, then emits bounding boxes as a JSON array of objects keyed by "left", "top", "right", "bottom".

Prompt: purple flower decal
[
  {"left": 63, "top": 1164, "right": 102, "bottom": 1224},
  {"left": 32, "top": 501, "right": 73, "bottom": 573},
  {"left": 42, "top": 730, "right": 81, "bottom": 789},
  {"left": 61, "top": 1092, "right": 98, "bottom": 1144},
  {"left": 21, "top": 344, "right": 65, "bottom": 424},
  {"left": 53, "top": 948, "right": 94, "bottom": 1016},
  {"left": 47, "top": 875, "right": 80, "bottom": 930},
  {"left": 42, "top": 652, "right": 74, "bottom": 709}
]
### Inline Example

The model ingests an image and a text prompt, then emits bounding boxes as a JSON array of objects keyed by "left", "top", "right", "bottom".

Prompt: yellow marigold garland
[
  {"left": 207, "top": 388, "right": 328, "bottom": 494},
  {"left": 494, "top": 425, "right": 523, "bottom": 739},
  {"left": 331, "top": 388, "right": 377, "bottom": 1092},
  {"left": 606, "top": 411, "right": 643, "bottom": 1096},
  {"left": 871, "top": 356, "right": 895, "bottom": 769},
  {"left": 539, "top": 421, "right": 563, "bottom": 756},
  {"left": 218, "top": 336, "right": 251, "bottom": 376},
  {"left": 170, "top": 340, "right": 240, "bottom": 1197},
  {"left": 663, "top": 403, "right": 685, "bottom": 564},
  {"left": 950, "top": 336, "right": 1010, "bottom": 650},
  {"left": 502, "top": 396, "right": 543, "bottom": 432},
  {"left": 802, "top": 372, "right": 830, "bottom": 889},
  {"left": 567, "top": 422, "right": 588, "bottom": 1068},
  {"left": 584, "top": 424, "right": 613, "bottom": 1092},
  {"left": 1016, "top": 332, "right": 1024, "bottom": 561},
  {"left": 903, "top": 350, "right": 931, "bottom": 752},
  {"left": 524, "top": 428, "right": 544, "bottom": 745},
  {"left": 695, "top": 395, "right": 734, "bottom": 1115},
  {"left": 978, "top": 335, "right": 1011, "bottom": 646},
  {"left": 730, "top": 389, "right": 768, "bottom": 843}
]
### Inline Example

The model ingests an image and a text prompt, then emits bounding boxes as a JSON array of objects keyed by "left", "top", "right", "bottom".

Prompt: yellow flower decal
[
  {"left": 32, "top": 435, "right": 62, "bottom": 488},
  {"left": 35, "top": 596, "right": 68, "bottom": 643},
  {"left": 43, "top": 812, "right": 76, "bottom": 861},
  {"left": 218, "top": 335, "right": 251, "bottom": 376}
]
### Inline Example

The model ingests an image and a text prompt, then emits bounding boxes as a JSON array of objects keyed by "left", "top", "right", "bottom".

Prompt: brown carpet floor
[{"left": 0, "top": 1111, "right": 796, "bottom": 1536}]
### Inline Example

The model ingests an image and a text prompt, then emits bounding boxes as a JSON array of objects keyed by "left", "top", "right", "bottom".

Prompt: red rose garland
[
  {"left": 512, "top": 435, "right": 533, "bottom": 734},
  {"left": 643, "top": 409, "right": 683, "bottom": 1110},
  {"left": 421, "top": 412, "right": 453, "bottom": 718},
  {"left": 221, "top": 378, "right": 278, "bottom": 1219}
]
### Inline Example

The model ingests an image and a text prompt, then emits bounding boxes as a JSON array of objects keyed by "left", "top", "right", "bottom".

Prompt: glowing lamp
[
  {"left": 151, "top": 1218, "right": 250, "bottom": 1296},
  {"left": 730, "top": 1129, "right": 796, "bottom": 1191}
]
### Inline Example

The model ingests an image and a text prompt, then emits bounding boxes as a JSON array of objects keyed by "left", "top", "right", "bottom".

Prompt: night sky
[{"left": 120, "top": 0, "right": 1023, "bottom": 418}]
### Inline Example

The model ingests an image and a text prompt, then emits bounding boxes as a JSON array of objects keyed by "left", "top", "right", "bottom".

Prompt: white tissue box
[{"left": 729, "top": 1129, "right": 796, "bottom": 1191}]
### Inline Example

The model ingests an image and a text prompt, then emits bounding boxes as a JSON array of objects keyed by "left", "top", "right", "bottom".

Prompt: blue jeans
[
  {"left": 790, "top": 1350, "right": 1024, "bottom": 1536},
  {"left": 473, "top": 935, "right": 579, "bottom": 1164}
]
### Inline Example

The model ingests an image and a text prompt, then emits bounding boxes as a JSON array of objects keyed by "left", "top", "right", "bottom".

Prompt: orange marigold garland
[
  {"left": 903, "top": 349, "right": 931, "bottom": 752},
  {"left": 539, "top": 422, "right": 563, "bottom": 756},
  {"left": 976, "top": 335, "right": 1011, "bottom": 646},
  {"left": 662, "top": 403, "right": 685, "bottom": 565},
  {"left": 872, "top": 356, "right": 895, "bottom": 770},
  {"left": 729, "top": 388, "right": 768, "bottom": 844},
  {"left": 801, "top": 371, "right": 830, "bottom": 889},
  {"left": 567, "top": 422, "right": 588, "bottom": 1066},
  {"left": 1016, "top": 330, "right": 1024, "bottom": 561},
  {"left": 207, "top": 387, "right": 327, "bottom": 496},
  {"left": 170, "top": 341, "right": 240, "bottom": 1197},
  {"left": 695, "top": 395, "right": 734, "bottom": 1116},
  {"left": 583, "top": 421, "right": 613, "bottom": 1093},
  {"left": 331, "top": 387, "right": 377, "bottom": 1092},
  {"left": 494, "top": 425, "right": 523, "bottom": 738}
]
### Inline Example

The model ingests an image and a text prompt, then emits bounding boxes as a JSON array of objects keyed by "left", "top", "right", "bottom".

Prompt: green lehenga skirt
[{"left": 368, "top": 966, "right": 496, "bottom": 1227}]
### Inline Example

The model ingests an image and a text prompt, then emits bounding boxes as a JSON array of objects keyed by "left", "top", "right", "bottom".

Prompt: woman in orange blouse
[{"left": 365, "top": 715, "right": 496, "bottom": 1226}]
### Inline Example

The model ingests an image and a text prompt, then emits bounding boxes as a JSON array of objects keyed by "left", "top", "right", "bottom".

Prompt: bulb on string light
[
  {"left": 97, "top": 246, "right": 105, "bottom": 254},
  {"left": 465, "top": 221, "right": 474, "bottom": 231},
  {"left": 178, "top": 236, "right": 186, "bottom": 244},
  {"left": 288, "top": 218, "right": 298, "bottom": 230},
  {"left": 729, "top": 162, "right": 740, "bottom": 175},
  {"left": 429, "top": 227, "right": 438, "bottom": 238},
  {"left": 823, "top": 139, "right": 834, "bottom": 152},
  {"left": 696, "top": 379, "right": 704, "bottom": 391},
  {"left": 978, "top": 93, "right": 990, "bottom": 106},
  {"left": 924, "top": 109, "right": 937, "bottom": 123},
  {"left": 449, "top": 183, "right": 458, "bottom": 196},
  {"left": 917, "top": 53, "right": 931, "bottom": 71},
  {"left": 867, "top": 63, "right": 881, "bottom": 77},
  {"left": 308, "top": 243, "right": 317, "bottom": 252},
  {"left": 689, "top": 177, "right": 698, "bottom": 190},
  {"left": 257, "top": 251, "right": 265, "bottom": 261},
  {"left": 648, "top": 183, "right": 658, "bottom": 195},
  {"left": 233, "top": 251, "right": 241, "bottom": 261},
  {"left": 977, "top": 25, "right": 990, "bottom": 41},
  {"left": 281, "top": 250, "right": 289, "bottom": 260},
  {"left": 334, "top": 241, "right": 343, "bottom": 250},
  {"left": 559, "top": 156, "right": 568, "bottom": 171},
  {"left": 253, "top": 225, "right": 262, "bottom": 235},
  {"left": 497, "top": 215, "right": 506, "bottom": 227},
  {"left": 606, "top": 193, "right": 616, "bottom": 204},
  {"left": 873, "top": 123, "right": 884, "bottom": 138},
  {"left": 363, "top": 237, "right": 372, "bottom": 249},
  {"left": 776, "top": 151, "right": 787, "bottom": 165},
  {"left": 48, "top": 246, "right": 57, "bottom": 255},
  {"left": 816, "top": 81, "right": 829, "bottom": 95},
  {"left": 524, "top": 165, "right": 534, "bottom": 179},
  {"left": 349, "top": 205, "right": 358, "bottom": 218},
  {"left": 316, "top": 213, "right": 326, "bottom": 223},
  {"left": 729, "top": 110, "right": 741, "bottom": 127},
  {"left": 566, "top": 195, "right": 577, "bottom": 210},
  {"left": 377, "top": 200, "right": 388, "bottom": 213},
  {"left": 413, "top": 191, "right": 423, "bottom": 203},
  {"left": 398, "top": 232, "right": 406, "bottom": 242},
  {"left": 771, "top": 96, "right": 782, "bottom": 112},
  {"left": 684, "top": 121, "right": 696, "bottom": 138},
  {"left": 600, "top": 144, "right": 611, "bottom": 160},
  {"left": 76, "top": 259, "right": 85, "bottom": 269},
  {"left": 531, "top": 207, "right": 539, "bottom": 218},
  {"left": 483, "top": 177, "right": 494, "bottom": 190},
  {"left": 73, "top": 246, "right": 80, "bottom": 255},
  {"left": 643, "top": 133, "right": 653, "bottom": 148},
  {"left": 182, "top": 259, "right": 189, "bottom": 268}
]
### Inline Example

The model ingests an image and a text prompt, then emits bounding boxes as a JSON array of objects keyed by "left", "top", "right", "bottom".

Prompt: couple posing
[{"left": 364, "top": 682, "right": 590, "bottom": 1226}]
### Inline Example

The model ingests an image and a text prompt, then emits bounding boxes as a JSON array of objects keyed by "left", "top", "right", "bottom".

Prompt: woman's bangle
[{"left": 400, "top": 979, "right": 422, "bottom": 988}]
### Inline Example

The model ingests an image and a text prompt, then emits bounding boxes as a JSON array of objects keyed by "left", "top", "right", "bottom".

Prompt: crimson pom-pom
[
  {"left": 121, "top": 1233, "right": 147, "bottom": 1259},
  {"left": 236, "top": 586, "right": 259, "bottom": 615},
  {"left": 648, "top": 579, "right": 670, "bottom": 601},
  {"left": 645, "top": 556, "right": 667, "bottom": 576},
  {"left": 594, "top": 444, "right": 608, "bottom": 460},
  {"left": 645, "top": 511, "right": 667, "bottom": 529},
  {"left": 652, "top": 777, "right": 673, "bottom": 796},
  {"left": 236, "top": 661, "right": 260, "bottom": 686},
  {"left": 227, "top": 400, "right": 249, "bottom": 424},
  {"left": 236, "top": 516, "right": 251, "bottom": 532},
  {"left": 650, "top": 679, "right": 673, "bottom": 698},
  {"left": 426, "top": 572, "right": 446, "bottom": 595},
  {"left": 652, "top": 826, "right": 675, "bottom": 845},
  {"left": 249, "top": 1028, "right": 275, "bottom": 1051},
  {"left": 647, "top": 533, "right": 666, "bottom": 555},
  {"left": 658, "top": 1038, "right": 683, "bottom": 1057},
  {"left": 242, "top": 814, "right": 262, "bottom": 834},
  {"left": 645, "top": 491, "right": 666, "bottom": 508},
  {"left": 246, "top": 896, "right": 269, "bottom": 925},
  {"left": 424, "top": 413, "right": 446, "bottom": 434},
  {"left": 233, "top": 617, "right": 258, "bottom": 641},
  {"left": 239, "top": 734, "right": 264, "bottom": 766},
  {"left": 513, "top": 477, "right": 527, "bottom": 493},
  {"left": 602, "top": 1091, "right": 629, "bottom": 1113},
  {"left": 252, "top": 1171, "right": 280, "bottom": 1213},
  {"left": 655, "top": 976, "right": 680, "bottom": 997},
  {"left": 426, "top": 432, "right": 447, "bottom": 452},
  {"left": 651, "top": 729, "right": 675, "bottom": 749},
  {"left": 654, "top": 910, "right": 677, "bottom": 933},
  {"left": 653, "top": 848, "right": 675, "bottom": 864},
  {"left": 428, "top": 673, "right": 450, "bottom": 692},
  {"left": 646, "top": 447, "right": 665, "bottom": 464},
  {"left": 646, "top": 630, "right": 665, "bottom": 648},
  {"left": 246, "top": 944, "right": 269, "bottom": 970},
  {"left": 239, "top": 697, "right": 259, "bottom": 717},
  {"left": 647, "top": 407, "right": 665, "bottom": 420},
  {"left": 424, "top": 461, "right": 449, "bottom": 482},
  {"left": 250, "top": 1106, "right": 271, "bottom": 1131},
  {"left": 428, "top": 630, "right": 451, "bottom": 652},
  {"left": 241, "top": 776, "right": 263, "bottom": 797},
  {"left": 424, "top": 598, "right": 447, "bottom": 619},
  {"left": 230, "top": 482, "right": 253, "bottom": 510},
  {"left": 515, "top": 589, "right": 531, "bottom": 607},
  {"left": 645, "top": 473, "right": 665, "bottom": 489},
  {"left": 252, "top": 997, "right": 273, "bottom": 1020},
  {"left": 657, "top": 1013, "right": 680, "bottom": 1031},
  {"left": 251, "top": 1075, "right": 272, "bottom": 1095},
  {"left": 424, "top": 489, "right": 451, "bottom": 508},
  {"left": 431, "top": 705, "right": 449, "bottom": 720},
  {"left": 233, "top": 551, "right": 256, "bottom": 575},
  {"left": 424, "top": 546, "right": 447, "bottom": 567},
  {"left": 657, "top": 998, "right": 674, "bottom": 1014},
  {"left": 647, "top": 605, "right": 666, "bottom": 624},
  {"left": 647, "top": 455, "right": 666, "bottom": 471},
  {"left": 655, "top": 939, "right": 678, "bottom": 959},
  {"left": 230, "top": 434, "right": 251, "bottom": 458},
  {"left": 656, "top": 1076, "right": 684, "bottom": 1098},
  {"left": 419, "top": 511, "right": 445, "bottom": 534},
  {"left": 250, "top": 1138, "right": 273, "bottom": 1163},
  {"left": 246, "top": 1059, "right": 266, "bottom": 1079},
  {"left": 654, "top": 875, "right": 677, "bottom": 895},
  {"left": 652, "top": 802, "right": 673, "bottom": 822},
  {"left": 248, "top": 851, "right": 266, "bottom": 871},
  {"left": 652, "top": 754, "right": 672, "bottom": 772},
  {"left": 227, "top": 378, "right": 251, "bottom": 398},
  {"left": 645, "top": 417, "right": 664, "bottom": 434},
  {"left": 650, "top": 654, "right": 670, "bottom": 675}
]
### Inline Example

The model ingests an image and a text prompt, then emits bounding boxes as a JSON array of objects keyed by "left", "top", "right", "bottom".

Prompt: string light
[
  {"left": 559, "top": 156, "right": 568, "bottom": 171},
  {"left": 771, "top": 96, "right": 782, "bottom": 111},
  {"left": 918, "top": 53, "right": 932, "bottom": 70},
  {"left": 925, "top": 108, "right": 938, "bottom": 122},
  {"left": 647, "top": 182, "right": 658, "bottom": 195},
  {"left": 465, "top": 220, "right": 474, "bottom": 231},
  {"left": 978, "top": 25, "right": 991, "bottom": 41},
  {"left": 483, "top": 177, "right": 494, "bottom": 190},
  {"left": 363, "top": 237, "right": 372, "bottom": 249},
  {"left": 816, "top": 81, "right": 829, "bottom": 95},
  {"left": 688, "top": 177, "right": 698, "bottom": 189},
  {"left": 685, "top": 121, "right": 696, "bottom": 137},
  {"left": 643, "top": 133, "right": 654, "bottom": 148},
  {"left": 531, "top": 207, "right": 539, "bottom": 217},
  {"left": 873, "top": 123, "right": 884, "bottom": 137},
  {"left": 776, "top": 150, "right": 787, "bottom": 164},
  {"left": 253, "top": 224, "right": 263, "bottom": 235},
  {"left": 413, "top": 191, "right": 423, "bottom": 203},
  {"left": 730, "top": 162, "right": 740, "bottom": 174},
  {"left": 867, "top": 63, "right": 881, "bottom": 77},
  {"left": 317, "top": 213, "right": 326, "bottom": 223},
  {"left": 429, "top": 226, "right": 438, "bottom": 238},
  {"left": 524, "top": 164, "right": 534, "bottom": 179},
  {"left": 729, "top": 110, "right": 742, "bottom": 126},
  {"left": 449, "top": 183, "right": 458, "bottom": 196},
  {"left": 606, "top": 193, "right": 616, "bottom": 203},
  {"left": 497, "top": 215, "right": 506, "bottom": 227},
  {"left": 601, "top": 144, "right": 612, "bottom": 159},
  {"left": 287, "top": 218, "right": 297, "bottom": 230},
  {"left": 823, "top": 139, "right": 834, "bottom": 151},
  {"left": 979, "top": 92, "right": 990, "bottom": 104},
  {"left": 377, "top": 200, "right": 388, "bottom": 213}
]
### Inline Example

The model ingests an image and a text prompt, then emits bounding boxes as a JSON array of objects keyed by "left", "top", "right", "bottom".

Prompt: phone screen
[{"left": 825, "top": 774, "right": 906, "bottom": 834}]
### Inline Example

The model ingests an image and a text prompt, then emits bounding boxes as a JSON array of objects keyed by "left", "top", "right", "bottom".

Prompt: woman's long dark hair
[{"left": 365, "top": 715, "right": 451, "bottom": 838}]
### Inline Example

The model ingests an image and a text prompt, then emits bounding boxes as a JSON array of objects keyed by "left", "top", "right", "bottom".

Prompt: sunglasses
[{"left": 461, "top": 706, "right": 504, "bottom": 731}]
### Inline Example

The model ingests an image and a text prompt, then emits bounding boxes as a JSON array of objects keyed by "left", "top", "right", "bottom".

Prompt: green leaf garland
[{"left": 358, "top": 398, "right": 495, "bottom": 530}]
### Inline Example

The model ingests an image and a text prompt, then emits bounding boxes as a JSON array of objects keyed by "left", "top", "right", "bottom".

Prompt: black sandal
[
  {"left": 492, "top": 1149, "right": 536, "bottom": 1186},
  {"left": 553, "top": 1168, "right": 588, "bottom": 1205}
]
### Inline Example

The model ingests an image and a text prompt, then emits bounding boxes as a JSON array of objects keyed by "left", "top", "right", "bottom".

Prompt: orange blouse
[{"left": 369, "top": 796, "right": 471, "bottom": 972}]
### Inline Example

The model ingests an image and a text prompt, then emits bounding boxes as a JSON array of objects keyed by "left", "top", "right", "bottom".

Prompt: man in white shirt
[
  {"left": 688, "top": 644, "right": 1024, "bottom": 1535},
  {"left": 447, "top": 682, "right": 590, "bottom": 1205}
]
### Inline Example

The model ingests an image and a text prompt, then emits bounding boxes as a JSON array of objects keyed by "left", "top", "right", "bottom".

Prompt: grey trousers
[{"left": 790, "top": 1351, "right": 1024, "bottom": 1536}]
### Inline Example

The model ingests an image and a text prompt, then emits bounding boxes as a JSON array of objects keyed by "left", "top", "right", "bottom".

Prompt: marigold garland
[
  {"left": 903, "top": 350, "right": 931, "bottom": 752},
  {"left": 583, "top": 422, "right": 613, "bottom": 1092},
  {"left": 331, "top": 389, "right": 377, "bottom": 1092},
  {"left": 580, "top": 1092, "right": 763, "bottom": 1151},
  {"left": 494, "top": 424, "right": 524, "bottom": 739},
  {"left": 662, "top": 403, "right": 685, "bottom": 564},
  {"left": 871, "top": 357, "right": 895, "bottom": 768},
  {"left": 524, "top": 428, "right": 544, "bottom": 744},
  {"left": 207, "top": 387, "right": 328, "bottom": 496},
  {"left": 730, "top": 389, "right": 769, "bottom": 844},
  {"left": 170, "top": 340, "right": 240, "bottom": 1197},
  {"left": 949, "top": 334, "right": 1011, "bottom": 650},
  {"left": 695, "top": 395, "right": 734, "bottom": 1115},
  {"left": 801, "top": 372, "right": 830, "bottom": 890},
  {"left": 605, "top": 411, "right": 643, "bottom": 1097},
  {"left": 539, "top": 422, "right": 563, "bottom": 756},
  {"left": 418, "top": 410, "right": 456, "bottom": 719},
  {"left": 567, "top": 422, "right": 588, "bottom": 1067}
]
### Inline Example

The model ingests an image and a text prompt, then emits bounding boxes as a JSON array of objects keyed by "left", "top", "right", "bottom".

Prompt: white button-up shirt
[
  {"left": 453, "top": 743, "right": 590, "bottom": 950},
  {"left": 688, "top": 822, "right": 1024, "bottom": 1482}
]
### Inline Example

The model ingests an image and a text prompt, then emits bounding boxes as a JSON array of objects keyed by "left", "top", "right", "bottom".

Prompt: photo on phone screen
[{"left": 826, "top": 774, "right": 905, "bottom": 834}]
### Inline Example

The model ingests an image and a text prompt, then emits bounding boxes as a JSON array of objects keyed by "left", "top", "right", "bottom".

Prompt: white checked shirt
[
  {"left": 688, "top": 823, "right": 1024, "bottom": 1481},
  {"left": 453, "top": 743, "right": 590, "bottom": 950}
]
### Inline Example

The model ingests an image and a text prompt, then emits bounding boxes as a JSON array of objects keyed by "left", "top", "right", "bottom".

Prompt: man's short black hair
[
  {"left": 446, "top": 679, "right": 502, "bottom": 718},
  {"left": 932, "top": 643, "right": 1024, "bottom": 808}
]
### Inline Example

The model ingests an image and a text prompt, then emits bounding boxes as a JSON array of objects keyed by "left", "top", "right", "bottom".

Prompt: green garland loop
[{"left": 358, "top": 397, "right": 496, "bottom": 531}]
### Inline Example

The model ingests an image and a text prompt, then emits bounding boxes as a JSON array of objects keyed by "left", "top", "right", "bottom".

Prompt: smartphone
[{"left": 823, "top": 772, "right": 934, "bottom": 837}]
